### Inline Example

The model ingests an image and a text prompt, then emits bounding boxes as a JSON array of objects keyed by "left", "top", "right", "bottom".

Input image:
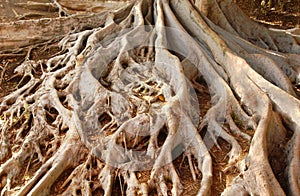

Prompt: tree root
[{"left": 0, "top": 0, "right": 299, "bottom": 195}]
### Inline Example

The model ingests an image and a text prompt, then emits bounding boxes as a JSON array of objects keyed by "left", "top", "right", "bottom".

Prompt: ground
[{"left": 236, "top": 0, "right": 300, "bottom": 29}]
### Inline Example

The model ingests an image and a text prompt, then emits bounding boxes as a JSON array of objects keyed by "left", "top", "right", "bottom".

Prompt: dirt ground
[{"left": 236, "top": 0, "right": 300, "bottom": 29}]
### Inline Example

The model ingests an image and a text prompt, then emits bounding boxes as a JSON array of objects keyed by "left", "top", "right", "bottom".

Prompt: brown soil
[{"left": 236, "top": 0, "right": 300, "bottom": 29}]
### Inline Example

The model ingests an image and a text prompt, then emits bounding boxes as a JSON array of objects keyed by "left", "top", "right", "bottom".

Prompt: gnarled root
[{"left": 0, "top": 0, "right": 299, "bottom": 195}]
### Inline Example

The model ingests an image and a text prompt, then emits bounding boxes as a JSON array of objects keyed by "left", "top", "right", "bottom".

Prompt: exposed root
[{"left": 0, "top": 0, "right": 299, "bottom": 195}]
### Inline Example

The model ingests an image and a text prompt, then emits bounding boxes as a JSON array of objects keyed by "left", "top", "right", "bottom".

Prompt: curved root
[{"left": 0, "top": 0, "right": 299, "bottom": 195}]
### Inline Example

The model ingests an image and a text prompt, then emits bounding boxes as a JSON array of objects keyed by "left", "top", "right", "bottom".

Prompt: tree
[{"left": 0, "top": 0, "right": 299, "bottom": 195}]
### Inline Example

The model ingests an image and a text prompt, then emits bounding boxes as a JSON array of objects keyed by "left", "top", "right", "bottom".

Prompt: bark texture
[{"left": 0, "top": 0, "right": 299, "bottom": 195}]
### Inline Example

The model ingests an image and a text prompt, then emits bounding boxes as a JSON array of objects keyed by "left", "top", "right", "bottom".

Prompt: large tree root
[{"left": 0, "top": 0, "right": 299, "bottom": 195}]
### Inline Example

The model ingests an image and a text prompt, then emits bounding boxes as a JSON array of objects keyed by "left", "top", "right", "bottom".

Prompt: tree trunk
[{"left": 0, "top": 0, "right": 299, "bottom": 195}]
